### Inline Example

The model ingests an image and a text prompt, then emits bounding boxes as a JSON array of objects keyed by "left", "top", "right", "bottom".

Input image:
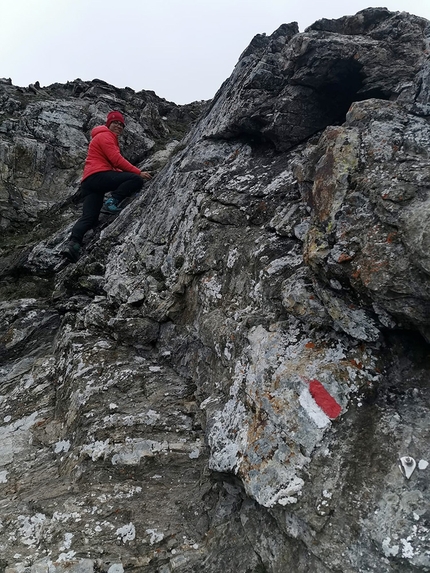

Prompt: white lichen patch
[
  {"left": 368, "top": 483, "right": 429, "bottom": 567},
  {"left": 146, "top": 528, "right": 164, "bottom": 545},
  {"left": 54, "top": 440, "right": 71, "bottom": 454},
  {"left": 101, "top": 409, "right": 161, "bottom": 429},
  {"left": 265, "top": 252, "right": 302, "bottom": 275},
  {"left": 111, "top": 439, "right": 168, "bottom": 465},
  {"left": 81, "top": 439, "right": 111, "bottom": 461},
  {"left": 144, "top": 410, "right": 161, "bottom": 426},
  {"left": 201, "top": 275, "right": 223, "bottom": 309},
  {"left": 227, "top": 248, "right": 239, "bottom": 268},
  {"left": 149, "top": 366, "right": 162, "bottom": 372},
  {"left": 269, "top": 477, "right": 305, "bottom": 506},
  {"left": 401, "top": 538, "right": 415, "bottom": 558},
  {"left": 16, "top": 513, "right": 46, "bottom": 547},
  {"left": 116, "top": 522, "right": 135, "bottom": 543},
  {"left": 57, "top": 550, "right": 77, "bottom": 561},
  {"left": 110, "top": 437, "right": 201, "bottom": 465},
  {"left": 112, "top": 485, "right": 142, "bottom": 499},
  {"left": 382, "top": 537, "right": 400, "bottom": 557},
  {"left": 0, "top": 470, "right": 8, "bottom": 483},
  {"left": 224, "top": 343, "right": 233, "bottom": 361},
  {"left": 0, "top": 411, "right": 40, "bottom": 467},
  {"left": 189, "top": 443, "right": 201, "bottom": 459},
  {"left": 59, "top": 532, "right": 74, "bottom": 550},
  {"left": 208, "top": 395, "right": 248, "bottom": 473},
  {"left": 52, "top": 511, "right": 81, "bottom": 523}
]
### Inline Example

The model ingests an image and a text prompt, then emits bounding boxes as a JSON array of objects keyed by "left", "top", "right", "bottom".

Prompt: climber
[{"left": 62, "top": 110, "right": 152, "bottom": 263}]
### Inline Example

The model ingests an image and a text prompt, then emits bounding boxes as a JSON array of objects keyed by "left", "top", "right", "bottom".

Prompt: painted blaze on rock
[
  {"left": 308, "top": 379, "right": 342, "bottom": 419},
  {"left": 207, "top": 325, "right": 378, "bottom": 508}
]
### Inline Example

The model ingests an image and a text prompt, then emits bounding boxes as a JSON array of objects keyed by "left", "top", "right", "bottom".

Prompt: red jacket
[{"left": 81, "top": 126, "right": 141, "bottom": 181}]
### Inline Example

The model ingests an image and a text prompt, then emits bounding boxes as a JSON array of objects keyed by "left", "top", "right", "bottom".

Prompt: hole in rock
[
  {"left": 383, "top": 328, "right": 430, "bottom": 369},
  {"left": 372, "top": 328, "right": 430, "bottom": 406},
  {"left": 314, "top": 59, "right": 392, "bottom": 125}
]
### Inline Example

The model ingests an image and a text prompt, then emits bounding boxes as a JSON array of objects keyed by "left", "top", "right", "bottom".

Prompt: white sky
[{"left": 1, "top": 1, "right": 429, "bottom": 104}]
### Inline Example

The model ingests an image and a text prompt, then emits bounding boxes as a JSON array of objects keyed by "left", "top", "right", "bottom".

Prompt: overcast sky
[{"left": 1, "top": 1, "right": 430, "bottom": 104}]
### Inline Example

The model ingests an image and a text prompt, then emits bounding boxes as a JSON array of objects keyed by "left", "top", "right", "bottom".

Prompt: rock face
[
  {"left": 0, "top": 78, "right": 204, "bottom": 232},
  {"left": 0, "top": 8, "right": 429, "bottom": 573}
]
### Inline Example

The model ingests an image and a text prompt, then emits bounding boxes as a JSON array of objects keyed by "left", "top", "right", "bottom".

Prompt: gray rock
[{"left": 0, "top": 8, "right": 429, "bottom": 573}]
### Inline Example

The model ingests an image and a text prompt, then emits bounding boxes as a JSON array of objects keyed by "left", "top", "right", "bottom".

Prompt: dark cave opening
[
  {"left": 383, "top": 328, "right": 430, "bottom": 369},
  {"left": 314, "top": 58, "right": 392, "bottom": 125}
]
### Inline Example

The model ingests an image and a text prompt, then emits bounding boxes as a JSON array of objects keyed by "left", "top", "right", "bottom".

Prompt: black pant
[{"left": 70, "top": 171, "right": 143, "bottom": 244}]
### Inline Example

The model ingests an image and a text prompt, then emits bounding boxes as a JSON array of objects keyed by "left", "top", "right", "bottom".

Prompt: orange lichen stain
[
  {"left": 337, "top": 253, "right": 353, "bottom": 263},
  {"left": 349, "top": 358, "right": 363, "bottom": 369},
  {"left": 228, "top": 149, "right": 240, "bottom": 162},
  {"left": 351, "top": 269, "right": 361, "bottom": 279},
  {"left": 257, "top": 201, "right": 268, "bottom": 212},
  {"left": 361, "top": 260, "right": 388, "bottom": 286},
  {"left": 247, "top": 411, "right": 269, "bottom": 443},
  {"left": 386, "top": 232, "right": 397, "bottom": 243},
  {"left": 305, "top": 341, "right": 315, "bottom": 349},
  {"left": 254, "top": 417, "right": 268, "bottom": 432},
  {"left": 263, "top": 392, "right": 286, "bottom": 416},
  {"left": 338, "top": 369, "right": 350, "bottom": 382}
]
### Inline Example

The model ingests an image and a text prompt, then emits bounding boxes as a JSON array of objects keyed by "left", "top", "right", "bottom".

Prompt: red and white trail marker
[{"left": 308, "top": 379, "right": 342, "bottom": 419}]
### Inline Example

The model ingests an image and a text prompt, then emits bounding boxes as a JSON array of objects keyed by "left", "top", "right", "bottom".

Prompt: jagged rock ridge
[{"left": 0, "top": 8, "right": 429, "bottom": 573}]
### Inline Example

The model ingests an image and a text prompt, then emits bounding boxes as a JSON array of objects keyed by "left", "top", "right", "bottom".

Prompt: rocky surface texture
[
  {"left": 0, "top": 7, "right": 429, "bottom": 573},
  {"left": 0, "top": 77, "right": 204, "bottom": 230}
]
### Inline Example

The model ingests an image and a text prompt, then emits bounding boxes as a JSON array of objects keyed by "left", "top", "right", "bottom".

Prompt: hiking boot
[
  {"left": 101, "top": 197, "right": 123, "bottom": 214},
  {"left": 61, "top": 240, "right": 81, "bottom": 263}
]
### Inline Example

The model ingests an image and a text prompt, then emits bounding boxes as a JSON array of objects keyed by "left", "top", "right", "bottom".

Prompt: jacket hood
[{"left": 90, "top": 125, "right": 115, "bottom": 139}]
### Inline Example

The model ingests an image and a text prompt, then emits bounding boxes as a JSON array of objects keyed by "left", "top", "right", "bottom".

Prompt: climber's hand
[{"left": 140, "top": 171, "right": 152, "bottom": 180}]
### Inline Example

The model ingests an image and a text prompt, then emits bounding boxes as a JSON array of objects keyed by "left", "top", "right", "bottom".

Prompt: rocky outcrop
[
  {"left": 0, "top": 77, "right": 205, "bottom": 232},
  {"left": 0, "top": 8, "right": 429, "bottom": 573}
]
